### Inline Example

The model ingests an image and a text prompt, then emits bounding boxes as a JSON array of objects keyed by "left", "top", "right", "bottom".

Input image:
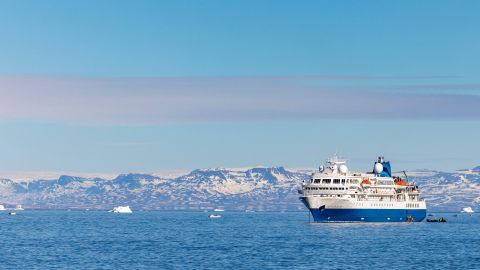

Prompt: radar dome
[
  {"left": 374, "top": 162, "right": 383, "bottom": 174},
  {"left": 339, "top": 164, "right": 348, "bottom": 174},
  {"left": 332, "top": 164, "right": 338, "bottom": 172}
]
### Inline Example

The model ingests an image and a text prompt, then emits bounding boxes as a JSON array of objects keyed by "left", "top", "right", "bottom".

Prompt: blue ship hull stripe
[{"left": 309, "top": 208, "right": 427, "bottom": 222}]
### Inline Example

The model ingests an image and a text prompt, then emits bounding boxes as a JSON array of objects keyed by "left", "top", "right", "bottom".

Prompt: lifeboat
[
  {"left": 394, "top": 180, "right": 407, "bottom": 186},
  {"left": 361, "top": 179, "right": 372, "bottom": 185}
]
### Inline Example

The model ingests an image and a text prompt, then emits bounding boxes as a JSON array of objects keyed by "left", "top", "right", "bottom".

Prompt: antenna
[{"left": 402, "top": 170, "right": 409, "bottom": 182}]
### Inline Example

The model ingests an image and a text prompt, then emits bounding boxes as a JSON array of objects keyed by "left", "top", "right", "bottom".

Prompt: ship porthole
[
  {"left": 361, "top": 217, "right": 364, "bottom": 221},
  {"left": 387, "top": 218, "right": 390, "bottom": 221}
]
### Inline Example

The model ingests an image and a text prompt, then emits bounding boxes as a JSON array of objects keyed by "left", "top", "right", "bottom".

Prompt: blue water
[{"left": 1, "top": 211, "right": 479, "bottom": 269}]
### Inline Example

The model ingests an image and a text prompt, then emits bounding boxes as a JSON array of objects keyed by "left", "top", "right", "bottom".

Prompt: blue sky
[{"left": 0, "top": 1, "right": 479, "bottom": 176}]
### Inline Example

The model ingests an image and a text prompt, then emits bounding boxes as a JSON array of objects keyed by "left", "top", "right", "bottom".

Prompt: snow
[{"left": 0, "top": 166, "right": 477, "bottom": 211}]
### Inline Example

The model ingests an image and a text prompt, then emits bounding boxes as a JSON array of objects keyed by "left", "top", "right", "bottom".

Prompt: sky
[{"left": 0, "top": 0, "right": 479, "bottom": 178}]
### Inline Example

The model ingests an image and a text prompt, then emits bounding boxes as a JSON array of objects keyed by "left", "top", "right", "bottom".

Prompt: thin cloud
[{"left": 0, "top": 75, "right": 479, "bottom": 124}]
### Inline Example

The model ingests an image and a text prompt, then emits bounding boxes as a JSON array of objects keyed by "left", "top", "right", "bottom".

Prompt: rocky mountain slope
[{"left": 0, "top": 166, "right": 478, "bottom": 212}]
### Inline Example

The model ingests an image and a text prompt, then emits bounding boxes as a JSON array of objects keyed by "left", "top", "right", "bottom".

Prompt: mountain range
[{"left": 0, "top": 166, "right": 478, "bottom": 212}]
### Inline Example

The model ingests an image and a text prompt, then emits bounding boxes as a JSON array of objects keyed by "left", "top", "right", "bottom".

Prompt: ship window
[
  {"left": 314, "top": 179, "right": 320, "bottom": 183},
  {"left": 322, "top": 179, "right": 331, "bottom": 184},
  {"left": 333, "top": 179, "right": 340, "bottom": 184},
  {"left": 341, "top": 179, "right": 346, "bottom": 184}
]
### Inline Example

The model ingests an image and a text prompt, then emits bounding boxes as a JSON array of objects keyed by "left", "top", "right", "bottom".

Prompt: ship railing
[
  {"left": 356, "top": 196, "right": 404, "bottom": 202},
  {"left": 302, "top": 190, "right": 348, "bottom": 196}
]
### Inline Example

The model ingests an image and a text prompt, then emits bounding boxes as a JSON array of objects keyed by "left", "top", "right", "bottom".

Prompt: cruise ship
[{"left": 299, "top": 156, "right": 427, "bottom": 222}]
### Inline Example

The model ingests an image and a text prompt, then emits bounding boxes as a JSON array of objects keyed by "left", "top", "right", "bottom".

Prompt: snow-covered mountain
[
  {"left": 408, "top": 169, "right": 480, "bottom": 212},
  {"left": 0, "top": 166, "right": 478, "bottom": 212}
]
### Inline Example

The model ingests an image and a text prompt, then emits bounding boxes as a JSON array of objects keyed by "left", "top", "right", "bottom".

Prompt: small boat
[
  {"left": 427, "top": 217, "right": 447, "bottom": 222},
  {"left": 0, "top": 205, "right": 5, "bottom": 211},
  {"left": 213, "top": 208, "right": 225, "bottom": 212},
  {"left": 110, "top": 206, "right": 133, "bottom": 213},
  {"left": 8, "top": 212, "right": 16, "bottom": 216},
  {"left": 15, "top": 205, "right": 24, "bottom": 211},
  {"left": 209, "top": 214, "right": 222, "bottom": 219}
]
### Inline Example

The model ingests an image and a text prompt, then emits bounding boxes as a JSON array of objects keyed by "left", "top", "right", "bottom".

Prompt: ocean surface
[{"left": 0, "top": 211, "right": 479, "bottom": 269}]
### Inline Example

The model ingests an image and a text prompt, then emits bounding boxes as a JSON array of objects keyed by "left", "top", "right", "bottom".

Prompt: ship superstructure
[{"left": 299, "top": 156, "right": 426, "bottom": 222}]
